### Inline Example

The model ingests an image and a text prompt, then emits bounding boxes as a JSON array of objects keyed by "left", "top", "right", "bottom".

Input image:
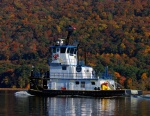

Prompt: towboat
[{"left": 28, "top": 26, "right": 142, "bottom": 97}]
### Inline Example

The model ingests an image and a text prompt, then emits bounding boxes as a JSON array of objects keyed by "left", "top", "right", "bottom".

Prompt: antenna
[
  {"left": 66, "top": 25, "right": 76, "bottom": 45},
  {"left": 77, "top": 43, "right": 80, "bottom": 65}
]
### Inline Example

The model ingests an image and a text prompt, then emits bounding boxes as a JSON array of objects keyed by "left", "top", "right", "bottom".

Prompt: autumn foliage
[{"left": 0, "top": 0, "right": 150, "bottom": 89}]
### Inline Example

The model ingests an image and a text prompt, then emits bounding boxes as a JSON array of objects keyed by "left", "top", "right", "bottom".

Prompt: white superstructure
[{"left": 47, "top": 38, "right": 116, "bottom": 91}]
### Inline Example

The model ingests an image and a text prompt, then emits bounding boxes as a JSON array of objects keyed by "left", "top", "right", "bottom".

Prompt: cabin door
[
  {"left": 69, "top": 82, "right": 74, "bottom": 90},
  {"left": 81, "top": 82, "right": 85, "bottom": 90},
  {"left": 51, "top": 82, "right": 56, "bottom": 90}
]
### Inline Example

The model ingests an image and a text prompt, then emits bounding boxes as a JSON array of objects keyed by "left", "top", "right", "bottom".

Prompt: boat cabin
[{"left": 47, "top": 39, "right": 116, "bottom": 91}]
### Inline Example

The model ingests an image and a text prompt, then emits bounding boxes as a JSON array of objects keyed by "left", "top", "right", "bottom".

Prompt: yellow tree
[{"left": 141, "top": 73, "right": 148, "bottom": 80}]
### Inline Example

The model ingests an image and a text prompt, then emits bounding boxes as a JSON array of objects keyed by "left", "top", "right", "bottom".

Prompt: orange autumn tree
[
  {"left": 114, "top": 72, "right": 126, "bottom": 88},
  {"left": 127, "top": 78, "right": 133, "bottom": 89},
  {"left": 139, "top": 72, "right": 149, "bottom": 90},
  {"left": 141, "top": 72, "right": 148, "bottom": 80}
]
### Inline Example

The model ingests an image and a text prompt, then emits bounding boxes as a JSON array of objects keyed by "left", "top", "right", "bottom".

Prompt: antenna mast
[{"left": 66, "top": 25, "right": 76, "bottom": 45}]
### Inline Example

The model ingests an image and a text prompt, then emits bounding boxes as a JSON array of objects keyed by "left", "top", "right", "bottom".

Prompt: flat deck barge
[{"left": 28, "top": 89, "right": 142, "bottom": 97}]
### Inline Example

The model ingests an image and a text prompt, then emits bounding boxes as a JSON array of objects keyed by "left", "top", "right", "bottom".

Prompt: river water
[{"left": 0, "top": 90, "right": 150, "bottom": 116}]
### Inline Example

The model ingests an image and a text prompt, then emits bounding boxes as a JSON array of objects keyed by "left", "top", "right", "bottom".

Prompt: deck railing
[
  {"left": 50, "top": 73, "right": 95, "bottom": 79},
  {"left": 32, "top": 71, "right": 113, "bottom": 79},
  {"left": 32, "top": 72, "right": 95, "bottom": 79}
]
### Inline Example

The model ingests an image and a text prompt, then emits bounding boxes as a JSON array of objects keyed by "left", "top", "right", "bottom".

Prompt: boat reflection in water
[
  {"left": 47, "top": 97, "right": 117, "bottom": 116},
  {"left": 45, "top": 96, "right": 149, "bottom": 116},
  {"left": 1, "top": 91, "right": 150, "bottom": 116}
]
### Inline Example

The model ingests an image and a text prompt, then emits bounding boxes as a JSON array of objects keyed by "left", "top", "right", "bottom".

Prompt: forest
[{"left": 0, "top": 0, "right": 150, "bottom": 90}]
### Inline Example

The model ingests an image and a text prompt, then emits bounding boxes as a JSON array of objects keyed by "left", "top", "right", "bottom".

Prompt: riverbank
[
  {"left": 142, "top": 91, "right": 150, "bottom": 95},
  {"left": 0, "top": 88, "right": 28, "bottom": 91}
]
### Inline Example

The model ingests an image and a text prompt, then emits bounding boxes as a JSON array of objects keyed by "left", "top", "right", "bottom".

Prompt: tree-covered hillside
[{"left": 0, "top": 0, "right": 150, "bottom": 90}]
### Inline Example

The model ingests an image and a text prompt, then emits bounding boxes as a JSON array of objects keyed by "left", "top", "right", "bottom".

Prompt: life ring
[{"left": 53, "top": 54, "right": 59, "bottom": 59}]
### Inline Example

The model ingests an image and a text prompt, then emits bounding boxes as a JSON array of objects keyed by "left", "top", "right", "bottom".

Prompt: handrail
[
  {"left": 106, "top": 81, "right": 115, "bottom": 90},
  {"left": 50, "top": 73, "right": 94, "bottom": 79}
]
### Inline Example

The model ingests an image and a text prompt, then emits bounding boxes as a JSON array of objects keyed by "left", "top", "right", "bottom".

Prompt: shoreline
[
  {"left": 142, "top": 91, "right": 150, "bottom": 95},
  {"left": 0, "top": 88, "right": 28, "bottom": 91}
]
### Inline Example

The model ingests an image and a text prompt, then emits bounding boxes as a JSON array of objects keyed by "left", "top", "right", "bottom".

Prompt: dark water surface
[{"left": 0, "top": 91, "right": 150, "bottom": 116}]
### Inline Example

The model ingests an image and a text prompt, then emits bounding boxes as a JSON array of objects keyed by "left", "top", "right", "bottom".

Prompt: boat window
[
  {"left": 60, "top": 47, "right": 66, "bottom": 53},
  {"left": 74, "top": 48, "right": 77, "bottom": 54},
  {"left": 57, "top": 48, "right": 59, "bottom": 52},
  {"left": 53, "top": 48, "right": 56, "bottom": 53},
  {"left": 62, "top": 66, "right": 67, "bottom": 70},
  {"left": 70, "top": 48, "right": 74, "bottom": 54},
  {"left": 67, "top": 48, "right": 70, "bottom": 53},
  {"left": 75, "top": 81, "right": 79, "bottom": 85},
  {"left": 81, "top": 82, "right": 85, "bottom": 88},
  {"left": 91, "top": 82, "right": 95, "bottom": 85}
]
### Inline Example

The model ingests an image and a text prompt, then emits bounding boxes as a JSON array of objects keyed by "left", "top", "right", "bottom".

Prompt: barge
[{"left": 28, "top": 26, "right": 142, "bottom": 97}]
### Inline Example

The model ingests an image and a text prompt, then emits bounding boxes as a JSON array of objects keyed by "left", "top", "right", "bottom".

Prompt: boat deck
[{"left": 28, "top": 89, "right": 142, "bottom": 97}]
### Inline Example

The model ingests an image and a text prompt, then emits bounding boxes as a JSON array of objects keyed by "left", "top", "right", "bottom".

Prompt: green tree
[{"left": 15, "top": 65, "right": 32, "bottom": 88}]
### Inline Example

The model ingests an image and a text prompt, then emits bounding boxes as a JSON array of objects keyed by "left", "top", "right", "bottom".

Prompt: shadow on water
[{"left": 0, "top": 91, "right": 150, "bottom": 116}]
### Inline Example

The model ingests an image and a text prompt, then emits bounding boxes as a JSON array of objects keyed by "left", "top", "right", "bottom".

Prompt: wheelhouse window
[
  {"left": 74, "top": 48, "right": 77, "bottom": 54},
  {"left": 67, "top": 48, "right": 70, "bottom": 53},
  {"left": 81, "top": 82, "right": 85, "bottom": 88},
  {"left": 57, "top": 48, "right": 59, "bottom": 52},
  {"left": 70, "top": 48, "right": 74, "bottom": 54},
  {"left": 53, "top": 48, "right": 56, "bottom": 53},
  {"left": 60, "top": 47, "right": 66, "bottom": 53}
]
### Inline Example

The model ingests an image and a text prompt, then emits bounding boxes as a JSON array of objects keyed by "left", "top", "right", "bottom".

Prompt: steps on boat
[{"left": 106, "top": 81, "right": 115, "bottom": 90}]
